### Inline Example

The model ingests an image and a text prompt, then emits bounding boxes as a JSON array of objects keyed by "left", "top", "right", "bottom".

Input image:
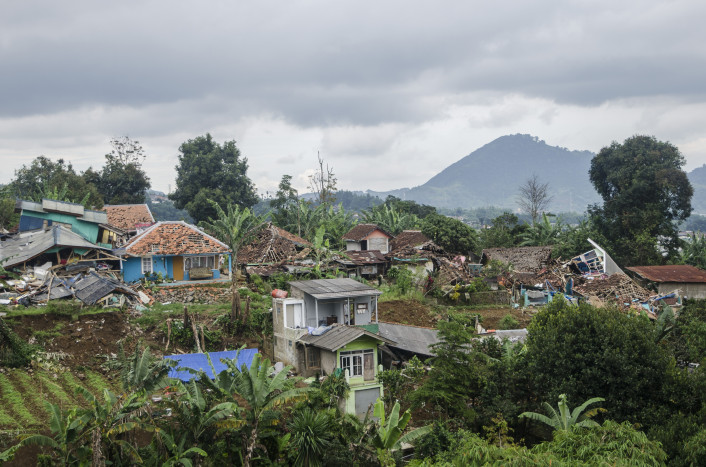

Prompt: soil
[{"left": 378, "top": 299, "right": 535, "bottom": 330}]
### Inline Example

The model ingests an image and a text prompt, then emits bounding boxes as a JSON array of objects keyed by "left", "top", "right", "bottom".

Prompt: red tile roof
[
  {"left": 342, "top": 224, "right": 393, "bottom": 241},
  {"left": 105, "top": 204, "right": 155, "bottom": 232},
  {"left": 125, "top": 221, "right": 230, "bottom": 256},
  {"left": 627, "top": 265, "right": 706, "bottom": 283}
]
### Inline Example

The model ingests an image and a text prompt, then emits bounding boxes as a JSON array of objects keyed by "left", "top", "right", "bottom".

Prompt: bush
[{"left": 498, "top": 314, "right": 519, "bottom": 330}]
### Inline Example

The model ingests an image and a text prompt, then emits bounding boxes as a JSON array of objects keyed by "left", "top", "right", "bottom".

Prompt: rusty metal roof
[{"left": 627, "top": 265, "right": 706, "bottom": 283}]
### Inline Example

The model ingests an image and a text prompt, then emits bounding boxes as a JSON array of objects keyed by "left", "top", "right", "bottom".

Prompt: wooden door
[{"left": 173, "top": 256, "right": 184, "bottom": 281}]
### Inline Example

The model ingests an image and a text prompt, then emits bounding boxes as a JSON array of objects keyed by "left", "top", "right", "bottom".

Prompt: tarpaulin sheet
[{"left": 164, "top": 348, "right": 259, "bottom": 382}]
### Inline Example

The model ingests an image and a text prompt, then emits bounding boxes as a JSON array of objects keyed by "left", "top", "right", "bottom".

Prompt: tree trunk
[{"left": 243, "top": 420, "right": 260, "bottom": 467}]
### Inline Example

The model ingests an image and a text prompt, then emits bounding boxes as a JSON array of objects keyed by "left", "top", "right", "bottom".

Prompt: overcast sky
[{"left": 2, "top": 1, "right": 706, "bottom": 196}]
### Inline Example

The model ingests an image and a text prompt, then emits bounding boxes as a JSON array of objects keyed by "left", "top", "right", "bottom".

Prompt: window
[
  {"left": 141, "top": 256, "right": 153, "bottom": 274},
  {"left": 356, "top": 303, "right": 368, "bottom": 315},
  {"left": 150, "top": 243, "right": 160, "bottom": 253},
  {"left": 185, "top": 256, "right": 215, "bottom": 270},
  {"left": 340, "top": 349, "right": 373, "bottom": 377},
  {"left": 306, "top": 347, "right": 320, "bottom": 369}
]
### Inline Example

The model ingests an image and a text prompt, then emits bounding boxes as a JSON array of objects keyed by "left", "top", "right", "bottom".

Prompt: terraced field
[{"left": 0, "top": 368, "right": 117, "bottom": 430}]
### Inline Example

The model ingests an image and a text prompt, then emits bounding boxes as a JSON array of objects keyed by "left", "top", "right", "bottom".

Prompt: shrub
[{"left": 498, "top": 314, "right": 519, "bottom": 330}]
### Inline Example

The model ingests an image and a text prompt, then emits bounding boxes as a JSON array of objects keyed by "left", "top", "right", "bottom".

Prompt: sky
[{"left": 2, "top": 1, "right": 706, "bottom": 197}]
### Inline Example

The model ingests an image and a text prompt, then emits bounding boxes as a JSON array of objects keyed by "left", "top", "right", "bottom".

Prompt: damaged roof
[
  {"left": 104, "top": 204, "right": 155, "bottom": 232},
  {"left": 342, "top": 224, "right": 393, "bottom": 241},
  {"left": 288, "top": 278, "right": 382, "bottom": 299},
  {"left": 240, "top": 223, "right": 311, "bottom": 264},
  {"left": 627, "top": 265, "right": 706, "bottom": 283},
  {"left": 73, "top": 271, "right": 138, "bottom": 305},
  {"left": 378, "top": 322, "right": 438, "bottom": 356},
  {"left": 389, "top": 230, "right": 430, "bottom": 253},
  {"left": 0, "top": 225, "right": 107, "bottom": 268},
  {"left": 337, "top": 250, "right": 388, "bottom": 266},
  {"left": 482, "top": 246, "right": 553, "bottom": 272},
  {"left": 124, "top": 221, "right": 230, "bottom": 256},
  {"left": 299, "top": 324, "right": 395, "bottom": 351}
]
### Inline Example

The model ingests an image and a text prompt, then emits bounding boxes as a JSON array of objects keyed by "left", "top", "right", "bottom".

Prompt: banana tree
[
  {"left": 519, "top": 393, "right": 604, "bottom": 434},
  {"left": 370, "top": 398, "right": 431, "bottom": 460}
]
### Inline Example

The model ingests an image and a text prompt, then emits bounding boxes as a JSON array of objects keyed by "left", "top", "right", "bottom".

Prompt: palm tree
[
  {"left": 199, "top": 200, "right": 267, "bottom": 320},
  {"left": 519, "top": 393, "right": 604, "bottom": 434},
  {"left": 156, "top": 430, "right": 208, "bottom": 467},
  {"left": 519, "top": 213, "right": 563, "bottom": 246},
  {"left": 362, "top": 204, "right": 419, "bottom": 236},
  {"left": 114, "top": 344, "right": 175, "bottom": 394}
]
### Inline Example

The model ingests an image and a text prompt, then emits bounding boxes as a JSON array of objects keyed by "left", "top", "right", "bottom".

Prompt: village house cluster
[{"left": 3, "top": 197, "right": 705, "bottom": 415}]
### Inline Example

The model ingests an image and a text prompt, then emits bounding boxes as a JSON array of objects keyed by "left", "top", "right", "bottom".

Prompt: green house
[{"left": 299, "top": 325, "right": 395, "bottom": 415}]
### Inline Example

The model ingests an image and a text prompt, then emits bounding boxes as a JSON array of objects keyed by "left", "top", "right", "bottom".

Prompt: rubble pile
[{"left": 151, "top": 286, "right": 232, "bottom": 304}]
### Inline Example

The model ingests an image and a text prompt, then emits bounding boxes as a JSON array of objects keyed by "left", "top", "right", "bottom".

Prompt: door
[
  {"left": 173, "top": 256, "right": 184, "bottom": 281},
  {"left": 363, "top": 352, "right": 375, "bottom": 381}
]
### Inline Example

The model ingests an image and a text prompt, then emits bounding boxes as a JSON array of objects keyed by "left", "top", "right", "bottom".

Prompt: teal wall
[{"left": 21, "top": 213, "right": 100, "bottom": 243}]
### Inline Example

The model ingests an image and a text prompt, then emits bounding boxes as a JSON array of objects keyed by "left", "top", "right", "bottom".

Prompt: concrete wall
[
  {"left": 346, "top": 240, "right": 362, "bottom": 251},
  {"left": 20, "top": 212, "right": 100, "bottom": 243},
  {"left": 658, "top": 282, "right": 706, "bottom": 299}
]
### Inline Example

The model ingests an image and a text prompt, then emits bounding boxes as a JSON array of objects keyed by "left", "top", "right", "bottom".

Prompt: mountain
[
  {"left": 687, "top": 165, "right": 706, "bottom": 215},
  {"left": 369, "top": 134, "right": 600, "bottom": 212}
]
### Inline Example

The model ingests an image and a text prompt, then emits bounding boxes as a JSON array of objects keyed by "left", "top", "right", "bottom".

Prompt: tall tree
[
  {"left": 199, "top": 201, "right": 267, "bottom": 320},
  {"left": 169, "top": 134, "right": 258, "bottom": 223},
  {"left": 589, "top": 135, "right": 693, "bottom": 266},
  {"left": 270, "top": 174, "right": 301, "bottom": 228},
  {"left": 421, "top": 213, "right": 478, "bottom": 255},
  {"left": 85, "top": 137, "right": 151, "bottom": 204},
  {"left": 517, "top": 174, "right": 553, "bottom": 225},
  {"left": 11, "top": 156, "right": 103, "bottom": 208},
  {"left": 308, "top": 153, "right": 337, "bottom": 206}
]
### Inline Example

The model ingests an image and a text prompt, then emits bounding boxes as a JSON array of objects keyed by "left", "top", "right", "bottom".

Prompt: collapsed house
[
  {"left": 240, "top": 223, "right": 313, "bottom": 278},
  {"left": 104, "top": 204, "right": 155, "bottom": 241},
  {"left": 335, "top": 250, "right": 389, "bottom": 278}
]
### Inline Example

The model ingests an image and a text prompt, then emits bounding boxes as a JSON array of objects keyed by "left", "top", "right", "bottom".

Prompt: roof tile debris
[
  {"left": 389, "top": 230, "right": 430, "bottom": 253},
  {"left": 104, "top": 204, "right": 155, "bottom": 232},
  {"left": 482, "top": 246, "right": 553, "bottom": 273},
  {"left": 627, "top": 265, "right": 706, "bottom": 283},
  {"left": 337, "top": 250, "right": 388, "bottom": 266},
  {"left": 125, "top": 221, "right": 230, "bottom": 256},
  {"left": 342, "top": 224, "right": 393, "bottom": 241},
  {"left": 240, "top": 223, "right": 311, "bottom": 264}
]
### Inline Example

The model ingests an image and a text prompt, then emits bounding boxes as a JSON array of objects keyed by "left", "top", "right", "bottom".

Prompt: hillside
[{"left": 370, "top": 134, "right": 600, "bottom": 212}]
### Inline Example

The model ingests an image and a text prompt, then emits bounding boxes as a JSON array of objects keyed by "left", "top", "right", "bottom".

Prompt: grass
[
  {"left": 37, "top": 373, "right": 76, "bottom": 408},
  {"left": 4, "top": 302, "right": 106, "bottom": 319},
  {"left": 84, "top": 370, "right": 115, "bottom": 396},
  {"left": 0, "top": 374, "right": 39, "bottom": 426}
]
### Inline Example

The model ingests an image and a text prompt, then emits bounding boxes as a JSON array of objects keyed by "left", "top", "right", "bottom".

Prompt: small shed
[{"left": 627, "top": 265, "right": 706, "bottom": 299}]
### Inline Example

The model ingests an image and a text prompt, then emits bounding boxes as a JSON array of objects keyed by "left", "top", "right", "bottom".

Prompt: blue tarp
[{"left": 164, "top": 348, "right": 259, "bottom": 382}]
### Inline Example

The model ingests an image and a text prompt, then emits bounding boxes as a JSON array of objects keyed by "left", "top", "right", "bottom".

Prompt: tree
[
  {"left": 518, "top": 213, "right": 563, "bottom": 246},
  {"left": 421, "top": 213, "right": 478, "bottom": 255},
  {"left": 308, "top": 153, "right": 337, "bottom": 206},
  {"left": 522, "top": 296, "right": 673, "bottom": 427},
  {"left": 169, "top": 134, "right": 258, "bottom": 223},
  {"left": 11, "top": 156, "right": 104, "bottom": 208},
  {"left": 519, "top": 394, "right": 604, "bottom": 435},
  {"left": 270, "top": 174, "right": 300, "bottom": 228},
  {"left": 478, "top": 212, "right": 527, "bottom": 249},
  {"left": 287, "top": 408, "right": 334, "bottom": 467},
  {"left": 370, "top": 398, "right": 431, "bottom": 464},
  {"left": 362, "top": 204, "right": 420, "bottom": 235},
  {"left": 86, "top": 137, "right": 151, "bottom": 204},
  {"left": 589, "top": 135, "right": 693, "bottom": 266},
  {"left": 199, "top": 201, "right": 267, "bottom": 321},
  {"left": 517, "top": 174, "right": 553, "bottom": 225},
  {"left": 0, "top": 186, "right": 18, "bottom": 230}
]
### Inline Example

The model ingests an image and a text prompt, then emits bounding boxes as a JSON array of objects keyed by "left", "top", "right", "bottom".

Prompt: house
[
  {"left": 104, "top": 204, "right": 155, "bottom": 237},
  {"left": 627, "top": 265, "right": 706, "bottom": 299},
  {"left": 481, "top": 246, "right": 553, "bottom": 274},
  {"left": 0, "top": 224, "right": 110, "bottom": 269},
  {"left": 377, "top": 322, "right": 439, "bottom": 368},
  {"left": 116, "top": 221, "right": 231, "bottom": 282},
  {"left": 387, "top": 230, "right": 436, "bottom": 274},
  {"left": 335, "top": 250, "right": 389, "bottom": 278},
  {"left": 240, "top": 223, "right": 313, "bottom": 277},
  {"left": 272, "top": 278, "right": 393, "bottom": 415},
  {"left": 15, "top": 199, "right": 111, "bottom": 247},
  {"left": 342, "top": 224, "right": 393, "bottom": 254}
]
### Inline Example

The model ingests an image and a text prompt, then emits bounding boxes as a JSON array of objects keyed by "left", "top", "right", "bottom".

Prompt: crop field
[{"left": 0, "top": 368, "right": 117, "bottom": 431}]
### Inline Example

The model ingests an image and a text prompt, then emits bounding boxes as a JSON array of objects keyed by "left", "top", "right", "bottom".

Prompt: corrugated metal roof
[
  {"left": 164, "top": 348, "right": 259, "bottom": 381},
  {"left": 0, "top": 225, "right": 106, "bottom": 267},
  {"left": 627, "top": 265, "right": 706, "bottom": 283},
  {"left": 378, "top": 322, "right": 438, "bottom": 356},
  {"left": 288, "top": 278, "right": 382, "bottom": 299},
  {"left": 73, "top": 271, "right": 137, "bottom": 305},
  {"left": 299, "top": 325, "right": 395, "bottom": 351}
]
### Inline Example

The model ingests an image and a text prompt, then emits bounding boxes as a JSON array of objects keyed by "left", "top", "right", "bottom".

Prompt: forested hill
[{"left": 370, "top": 134, "right": 601, "bottom": 212}]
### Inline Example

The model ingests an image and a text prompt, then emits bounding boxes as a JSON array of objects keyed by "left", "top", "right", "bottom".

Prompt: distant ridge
[{"left": 369, "top": 134, "right": 600, "bottom": 212}]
